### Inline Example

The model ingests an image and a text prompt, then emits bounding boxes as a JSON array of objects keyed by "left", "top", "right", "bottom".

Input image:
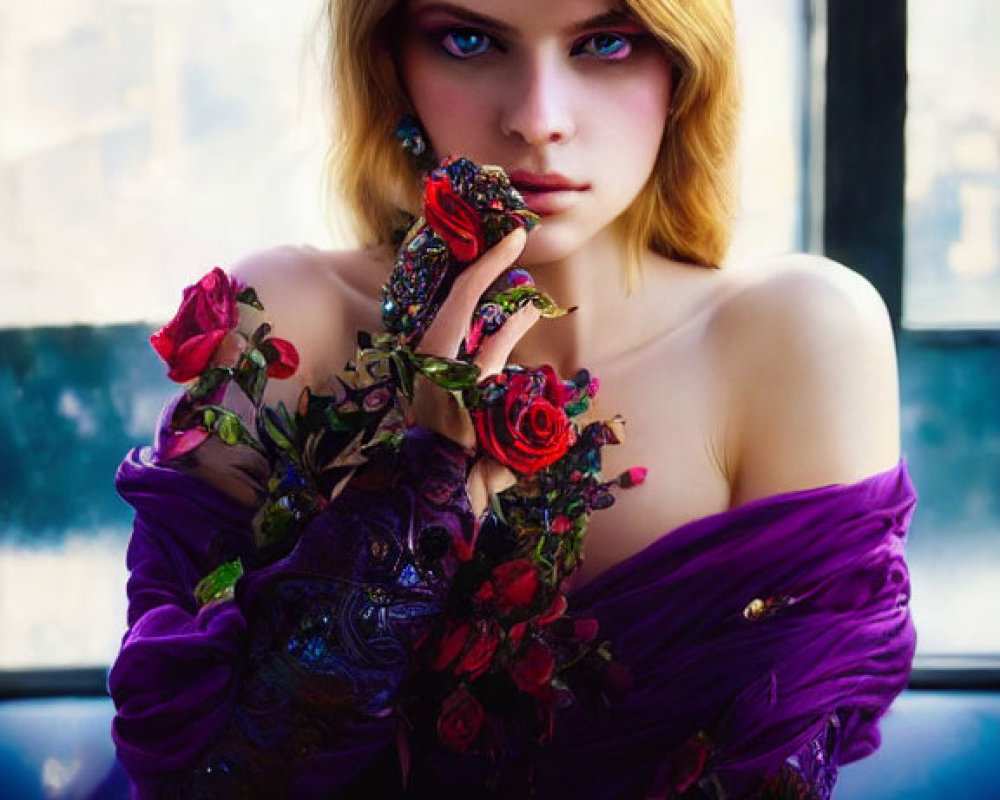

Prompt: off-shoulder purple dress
[{"left": 109, "top": 446, "right": 916, "bottom": 799}]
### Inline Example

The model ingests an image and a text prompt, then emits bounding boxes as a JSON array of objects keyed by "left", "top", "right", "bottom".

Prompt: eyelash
[{"left": 435, "top": 27, "right": 640, "bottom": 62}]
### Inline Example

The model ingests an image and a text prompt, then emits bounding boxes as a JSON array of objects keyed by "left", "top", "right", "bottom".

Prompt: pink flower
[{"left": 619, "top": 467, "right": 648, "bottom": 488}]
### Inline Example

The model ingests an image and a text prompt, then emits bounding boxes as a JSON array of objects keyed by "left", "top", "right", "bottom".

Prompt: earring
[{"left": 395, "top": 114, "right": 437, "bottom": 174}]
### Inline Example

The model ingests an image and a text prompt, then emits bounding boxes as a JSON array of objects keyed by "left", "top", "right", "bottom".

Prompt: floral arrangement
[{"left": 149, "top": 155, "right": 645, "bottom": 782}]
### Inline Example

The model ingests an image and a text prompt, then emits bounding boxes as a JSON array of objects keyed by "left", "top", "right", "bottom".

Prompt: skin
[{"left": 193, "top": 0, "right": 901, "bottom": 594}]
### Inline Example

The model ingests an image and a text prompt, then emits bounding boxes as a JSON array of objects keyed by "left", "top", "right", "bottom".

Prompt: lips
[
  {"left": 508, "top": 170, "right": 588, "bottom": 192},
  {"left": 508, "top": 170, "right": 588, "bottom": 215}
]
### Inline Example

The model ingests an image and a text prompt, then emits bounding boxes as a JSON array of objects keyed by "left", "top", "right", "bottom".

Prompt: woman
[{"left": 109, "top": 0, "right": 916, "bottom": 797}]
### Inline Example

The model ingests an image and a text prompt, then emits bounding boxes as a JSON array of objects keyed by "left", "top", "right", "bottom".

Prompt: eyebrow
[{"left": 409, "top": 3, "right": 638, "bottom": 36}]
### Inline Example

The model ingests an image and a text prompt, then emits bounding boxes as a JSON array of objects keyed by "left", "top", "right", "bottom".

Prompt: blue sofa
[{"left": 1, "top": 690, "right": 998, "bottom": 798}]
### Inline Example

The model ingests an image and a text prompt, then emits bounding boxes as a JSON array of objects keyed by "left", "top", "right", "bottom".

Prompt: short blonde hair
[{"left": 324, "top": 0, "right": 740, "bottom": 278}]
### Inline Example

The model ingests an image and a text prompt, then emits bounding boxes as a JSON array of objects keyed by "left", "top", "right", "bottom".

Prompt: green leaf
[
  {"left": 253, "top": 499, "right": 299, "bottom": 550},
  {"left": 189, "top": 366, "right": 233, "bottom": 401},
  {"left": 194, "top": 559, "right": 244, "bottom": 606},
  {"left": 259, "top": 406, "right": 293, "bottom": 452},
  {"left": 215, "top": 410, "right": 244, "bottom": 445},
  {"left": 325, "top": 407, "right": 362, "bottom": 433},
  {"left": 233, "top": 349, "right": 269, "bottom": 406},
  {"left": 251, "top": 322, "right": 273, "bottom": 348},
  {"left": 490, "top": 286, "right": 569, "bottom": 318},
  {"left": 413, "top": 353, "right": 480, "bottom": 390},
  {"left": 236, "top": 287, "right": 264, "bottom": 309},
  {"left": 245, "top": 348, "right": 268, "bottom": 371},
  {"left": 390, "top": 350, "right": 415, "bottom": 401}
]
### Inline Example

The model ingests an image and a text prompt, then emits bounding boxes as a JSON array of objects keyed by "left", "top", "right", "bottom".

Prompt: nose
[{"left": 499, "top": 53, "right": 577, "bottom": 147}]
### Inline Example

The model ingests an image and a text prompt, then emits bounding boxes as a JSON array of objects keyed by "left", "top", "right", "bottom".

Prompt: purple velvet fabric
[
  {"left": 545, "top": 457, "right": 917, "bottom": 798},
  {"left": 109, "top": 449, "right": 916, "bottom": 799}
]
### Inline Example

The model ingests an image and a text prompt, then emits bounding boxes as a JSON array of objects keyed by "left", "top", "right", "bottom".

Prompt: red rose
[
  {"left": 536, "top": 594, "right": 568, "bottom": 625},
  {"left": 424, "top": 169, "right": 485, "bottom": 263},
  {"left": 456, "top": 622, "right": 502, "bottom": 679},
  {"left": 151, "top": 267, "right": 241, "bottom": 382},
  {"left": 670, "top": 736, "right": 711, "bottom": 795},
  {"left": 549, "top": 515, "right": 572, "bottom": 534},
  {"left": 509, "top": 641, "right": 555, "bottom": 698},
  {"left": 472, "top": 368, "right": 576, "bottom": 475},
  {"left": 259, "top": 336, "right": 300, "bottom": 379},
  {"left": 492, "top": 557, "right": 540, "bottom": 613},
  {"left": 437, "top": 687, "right": 485, "bottom": 755},
  {"left": 572, "top": 617, "right": 600, "bottom": 642},
  {"left": 538, "top": 364, "right": 573, "bottom": 406},
  {"left": 428, "top": 620, "right": 473, "bottom": 672},
  {"left": 509, "top": 620, "right": 529, "bottom": 648},
  {"left": 472, "top": 580, "right": 495, "bottom": 605}
]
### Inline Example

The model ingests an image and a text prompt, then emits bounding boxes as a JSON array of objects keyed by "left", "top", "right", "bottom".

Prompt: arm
[
  {"left": 110, "top": 248, "right": 406, "bottom": 795},
  {"left": 110, "top": 232, "right": 534, "bottom": 795},
  {"left": 713, "top": 254, "right": 901, "bottom": 506}
]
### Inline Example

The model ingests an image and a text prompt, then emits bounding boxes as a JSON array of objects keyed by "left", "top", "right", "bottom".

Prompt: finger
[
  {"left": 183, "top": 439, "right": 269, "bottom": 506},
  {"left": 466, "top": 459, "right": 490, "bottom": 520},
  {"left": 467, "top": 458, "right": 517, "bottom": 519},
  {"left": 474, "top": 304, "right": 542, "bottom": 379},
  {"left": 408, "top": 372, "right": 477, "bottom": 449},
  {"left": 211, "top": 330, "right": 248, "bottom": 368},
  {"left": 417, "top": 227, "right": 527, "bottom": 357},
  {"left": 194, "top": 437, "right": 270, "bottom": 483},
  {"left": 480, "top": 457, "right": 517, "bottom": 496}
]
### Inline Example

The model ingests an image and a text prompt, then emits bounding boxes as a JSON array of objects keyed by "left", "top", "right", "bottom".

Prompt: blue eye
[
  {"left": 580, "top": 33, "right": 633, "bottom": 60},
  {"left": 441, "top": 28, "right": 493, "bottom": 58}
]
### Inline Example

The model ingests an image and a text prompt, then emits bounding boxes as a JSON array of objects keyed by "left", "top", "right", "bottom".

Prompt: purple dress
[{"left": 109, "top": 444, "right": 916, "bottom": 799}]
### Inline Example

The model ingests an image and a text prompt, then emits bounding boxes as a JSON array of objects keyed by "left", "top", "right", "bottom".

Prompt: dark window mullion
[{"left": 823, "top": 0, "right": 907, "bottom": 329}]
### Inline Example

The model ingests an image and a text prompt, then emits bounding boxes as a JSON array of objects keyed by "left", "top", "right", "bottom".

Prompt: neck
[{"left": 510, "top": 226, "right": 640, "bottom": 376}]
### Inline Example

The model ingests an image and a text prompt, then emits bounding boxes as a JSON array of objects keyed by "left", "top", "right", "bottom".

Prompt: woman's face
[{"left": 397, "top": 0, "right": 674, "bottom": 266}]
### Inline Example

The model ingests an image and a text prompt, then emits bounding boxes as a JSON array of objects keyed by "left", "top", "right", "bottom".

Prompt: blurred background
[{"left": 0, "top": 0, "right": 998, "bottom": 796}]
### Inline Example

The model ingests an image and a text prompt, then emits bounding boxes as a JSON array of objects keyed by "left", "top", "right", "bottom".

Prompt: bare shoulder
[
  {"left": 230, "top": 243, "right": 390, "bottom": 322},
  {"left": 708, "top": 253, "right": 901, "bottom": 505},
  {"left": 229, "top": 244, "right": 392, "bottom": 401}
]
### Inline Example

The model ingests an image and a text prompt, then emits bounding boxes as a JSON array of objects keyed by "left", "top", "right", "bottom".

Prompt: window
[
  {"left": 3, "top": 1, "right": 925, "bottom": 675},
  {"left": 904, "top": 1, "right": 1000, "bottom": 329},
  {"left": 0, "top": 0, "right": 329, "bottom": 669},
  {"left": 902, "top": 0, "right": 1000, "bottom": 656},
  {"left": 823, "top": 0, "right": 1000, "bottom": 662}
]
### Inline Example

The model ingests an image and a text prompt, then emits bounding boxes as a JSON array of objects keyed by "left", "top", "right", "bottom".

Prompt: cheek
[
  {"left": 398, "top": 46, "right": 492, "bottom": 158},
  {"left": 605, "top": 76, "right": 672, "bottom": 160}
]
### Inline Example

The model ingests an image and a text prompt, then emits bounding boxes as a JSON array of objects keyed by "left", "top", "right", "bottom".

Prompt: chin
[{"left": 519, "top": 221, "right": 594, "bottom": 268}]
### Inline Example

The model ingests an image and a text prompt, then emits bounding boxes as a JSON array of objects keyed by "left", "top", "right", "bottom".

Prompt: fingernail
[{"left": 506, "top": 269, "right": 534, "bottom": 288}]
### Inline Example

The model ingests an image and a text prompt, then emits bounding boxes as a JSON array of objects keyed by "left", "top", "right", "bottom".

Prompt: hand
[
  {"left": 176, "top": 434, "right": 269, "bottom": 507},
  {"left": 411, "top": 226, "right": 540, "bottom": 514}
]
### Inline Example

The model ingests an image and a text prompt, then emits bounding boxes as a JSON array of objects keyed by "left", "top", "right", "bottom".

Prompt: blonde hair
[{"left": 324, "top": 0, "right": 740, "bottom": 279}]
